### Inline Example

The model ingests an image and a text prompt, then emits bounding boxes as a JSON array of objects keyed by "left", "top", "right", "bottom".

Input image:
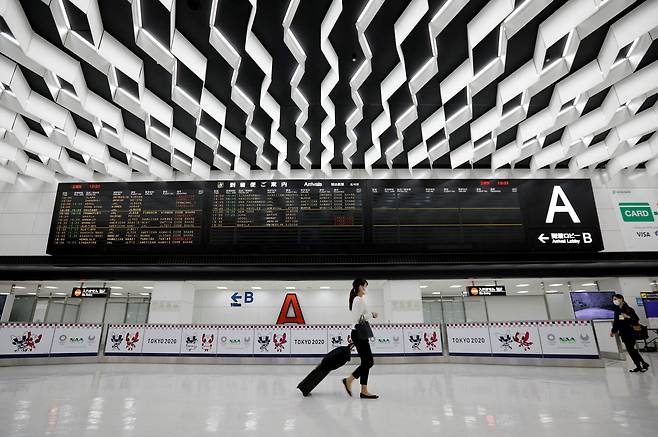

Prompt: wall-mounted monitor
[{"left": 570, "top": 291, "right": 616, "bottom": 320}]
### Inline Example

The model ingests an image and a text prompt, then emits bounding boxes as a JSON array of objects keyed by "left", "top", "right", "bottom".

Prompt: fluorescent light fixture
[
  {"left": 516, "top": 290, "right": 529, "bottom": 294},
  {"left": 420, "top": 285, "right": 428, "bottom": 289},
  {"left": 548, "top": 283, "right": 563, "bottom": 287},
  {"left": 112, "top": 286, "right": 123, "bottom": 290},
  {"left": 45, "top": 286, "right": 58, "bottom": 289},
  {"left": 143, "top": 286, "right": 154, "bottom": 290},
  {"left": 545, "top": 290, "right": 560, "bottom": 294},
  {"left": 139, "top": 292, "right": 150, "bottom": 296},
  {"left": 432, "top": 292, "right": 441, "bottom": 295},
  {"left": 216, "top": 286, "right": 228, "bottom": 290},
  {"left": 13, "top": 286, "right": 25, "bottom": 289},
  {"left": 252, "top": 286, "right": 263, "bottom": 290},
  {"left": 573, "top": 289, "right": 587, "bottom": 292},
  {"left": 28, "top": 292, "right": 37, "bottom": 295},
  {"left": 516, "top": 284, "right": 530, "bottom": 287},
  {"left": 55, "top": 292, "right": 66, "bottom": 296},
  {"left": 111, "top": 292, "right": 123, "bottom": 296},
  {"left": 581, "top": 283, "right": 597, "bottom": 286},
  {"left": 0, "top": 292, "right": 8, "bottom": 295},
  {"left": 286, "top": 287, "right": 296, "bottom": 290},
  {"left": 449, "top": 285, "right": 461, "bottom": 288}
]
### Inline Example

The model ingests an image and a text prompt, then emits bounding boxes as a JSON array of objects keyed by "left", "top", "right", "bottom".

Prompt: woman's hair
[
  {"left": 613, "top": 293, "right": 624, "bottom": 300},
  {"left": 349, "top": 278, "right": 368, "bottom": 311}
]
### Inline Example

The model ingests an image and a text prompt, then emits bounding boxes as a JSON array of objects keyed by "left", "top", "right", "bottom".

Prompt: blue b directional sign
[{"left": 230, "top": 291, "right": 254, "bottom": 307}]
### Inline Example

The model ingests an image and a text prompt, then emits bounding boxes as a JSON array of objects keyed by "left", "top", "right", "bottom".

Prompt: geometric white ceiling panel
[{"left": 0, "top": 0, "right": 656, "bottom": 184}]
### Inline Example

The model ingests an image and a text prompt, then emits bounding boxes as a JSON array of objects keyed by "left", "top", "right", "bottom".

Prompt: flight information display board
[
  {"left": 207, "top": 179, "right": 365, "bottom": 252},
  {"left": 48, "top": 182, "right": 206, "bottom": 252},
  {"left": 47, "top": 179, "right": 603, "bottom": 254}
]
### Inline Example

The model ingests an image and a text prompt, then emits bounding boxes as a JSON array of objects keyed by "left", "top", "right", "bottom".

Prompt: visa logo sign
[{"left": 619, "top": 203, "right": 655, "bottom": 222}]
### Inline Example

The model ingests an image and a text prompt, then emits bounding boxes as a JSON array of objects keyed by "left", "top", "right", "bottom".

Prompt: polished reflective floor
[{"left": 0, "top": 356, "right": 656, "bottom": 436}]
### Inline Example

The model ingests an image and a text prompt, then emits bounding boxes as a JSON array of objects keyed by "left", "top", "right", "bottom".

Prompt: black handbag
[
  {"left": 632, "top": 324, "right": 649, "bottom": 340},
  {"left": 355, "top": 315, "right": 374, "bottom": 340}
]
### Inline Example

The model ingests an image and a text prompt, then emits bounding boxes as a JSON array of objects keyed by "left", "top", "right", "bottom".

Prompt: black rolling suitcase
[{"left": 297, "top": 344, "right": 354, "bottom": 396}]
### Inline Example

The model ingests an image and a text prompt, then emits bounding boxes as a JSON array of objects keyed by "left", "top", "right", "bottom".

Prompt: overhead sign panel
[
  {"left": 71, "top": 287, "right": 110, "bottom": 298},
  {"left": 48, "top": 179, "right": 602, "bottom": 254}
]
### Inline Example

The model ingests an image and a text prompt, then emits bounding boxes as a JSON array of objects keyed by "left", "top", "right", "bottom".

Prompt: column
[
  {"left": 382, "top": 280, "right": 423, "bottom": 323},
  {"left": 148, "top": 281, "right": 196, "bottom": 323}
]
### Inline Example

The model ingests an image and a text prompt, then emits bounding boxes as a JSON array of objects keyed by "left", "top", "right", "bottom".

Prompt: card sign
[{"left": 71, "top": 287, "right": 110, "bottom": 298}]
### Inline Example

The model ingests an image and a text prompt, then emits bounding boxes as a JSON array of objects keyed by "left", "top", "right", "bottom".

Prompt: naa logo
[{"left": 11, "top": 331, "right": 43, "bottom": 352}]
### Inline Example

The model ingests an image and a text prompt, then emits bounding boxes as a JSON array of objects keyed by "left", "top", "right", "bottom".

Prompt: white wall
[
  {"left": 0, "top": 170, "right": 657, "bottom": 256},
  {"left": 484, "top": 296, "right": 549, "bottom": 321},
  {"left": 0, "top": 177, "right": 56, "bottom": 255},
  {"left": 193, "top": 288, "right": 384, "bottom": 325}
]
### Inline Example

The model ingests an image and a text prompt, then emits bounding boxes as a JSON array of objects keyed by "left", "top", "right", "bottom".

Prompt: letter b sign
[{"left": 244, "top": 292, "right": 254, "bottom": 304}]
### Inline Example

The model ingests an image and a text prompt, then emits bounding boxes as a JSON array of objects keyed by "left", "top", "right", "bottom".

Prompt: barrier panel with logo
[
  {"left": 537, "top": 320, "right": 599, "bottom": 358},
  {"left": 0, "top": 323, "right": 56, "bottom": 357},
  {"left": 326, "top": 325, "right": 357, "bottom": 356},
  {"left": 489, "top": 321, "right": 542, "bottom": 357},
  {"left": 217, "top": 326, "right": 254, "bottom": 356},
  {"left": 50, "top": 324, "right": 102, "bottom": 356},
  {"left": 402, "top": 324, "right": 443, "bottom": 354},
  {"left": 253, "top": 325, "right": 290, "bottom": 356},
  {"left": 142, "top": 325, "right": 183, "bottom": 355},
  {"left": 446, "top": 323, "right": 492, "bottom": 356},
  {"left": 370, "top": 325, "right": 405, "bottom": 355},
  {"left": 105, "top": 324, "right": 144, "bottom": 355},
  {"left": 181, "top": 325, "right": 219, "bottom": 355},
  {"left": 290, "top": 325, "right": 328, "bottom": 356}
]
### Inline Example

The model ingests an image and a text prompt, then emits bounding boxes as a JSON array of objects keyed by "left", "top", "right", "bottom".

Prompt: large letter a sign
[
  {"left": 545, "top": 186, "right": 581, "bottom": 223},
  {"left": 276, "top": 293, "right": 306, "bottom": 325}
]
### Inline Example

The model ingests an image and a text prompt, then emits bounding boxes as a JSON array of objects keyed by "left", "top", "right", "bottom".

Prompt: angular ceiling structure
[{"left": 0, "top": 0, "right": 657, "bottom": 184}]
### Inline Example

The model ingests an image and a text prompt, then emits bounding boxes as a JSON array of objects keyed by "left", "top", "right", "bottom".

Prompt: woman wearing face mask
[
  {"left": 610, "top": 293, "right": 649, "bottom": 373},
  {"left": 342, "top": 278, "right": 379, "bottom": 399}
]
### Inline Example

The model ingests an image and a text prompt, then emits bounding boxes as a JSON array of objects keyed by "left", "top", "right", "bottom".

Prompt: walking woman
[
  {"left": 342, "top": 278, "right": 379, "bottom": 399},
  {"left": 610, "top": 293, "right": 650, "bottom": 373}
]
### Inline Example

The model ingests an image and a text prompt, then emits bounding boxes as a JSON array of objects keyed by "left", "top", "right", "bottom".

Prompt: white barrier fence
[
  {"left": 446, "top": 320, "right": 599, "bottom": 358},
  {"left": 104, "top": 323, "right": 443, "bottom": 357},
  {"left": 0, "top": 323, "right": 102, "bottom": 357},
  {"left": 0, "top": 321, "right": 600, "bottom": 360}
]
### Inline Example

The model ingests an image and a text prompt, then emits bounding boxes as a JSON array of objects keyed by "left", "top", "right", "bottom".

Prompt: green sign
[{"left": 619, "top": 203, "right": 655, "bottom": 222}]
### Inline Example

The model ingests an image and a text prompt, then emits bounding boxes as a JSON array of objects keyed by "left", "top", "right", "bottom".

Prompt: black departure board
[
  {"left": 48, "top": 182, "right": 206, "bottom": 252},
  {"left": 47, "top": 179, "right": 603, "bottom": 255},
  {"left": 207, "top": 180, "right": 365, "bottom": 251},
  {"left": 370, "top": 179, "right": 524, "bottom": 251}
]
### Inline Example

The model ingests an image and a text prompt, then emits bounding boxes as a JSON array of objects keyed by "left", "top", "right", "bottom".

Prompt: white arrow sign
[{"left": 538, "top": 233, "right": 549, "bottom": 244}]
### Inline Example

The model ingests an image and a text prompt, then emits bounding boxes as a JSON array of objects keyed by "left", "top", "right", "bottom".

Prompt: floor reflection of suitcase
[{"left": 297, "top": 344, "right": 355, "bottom": 397}]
